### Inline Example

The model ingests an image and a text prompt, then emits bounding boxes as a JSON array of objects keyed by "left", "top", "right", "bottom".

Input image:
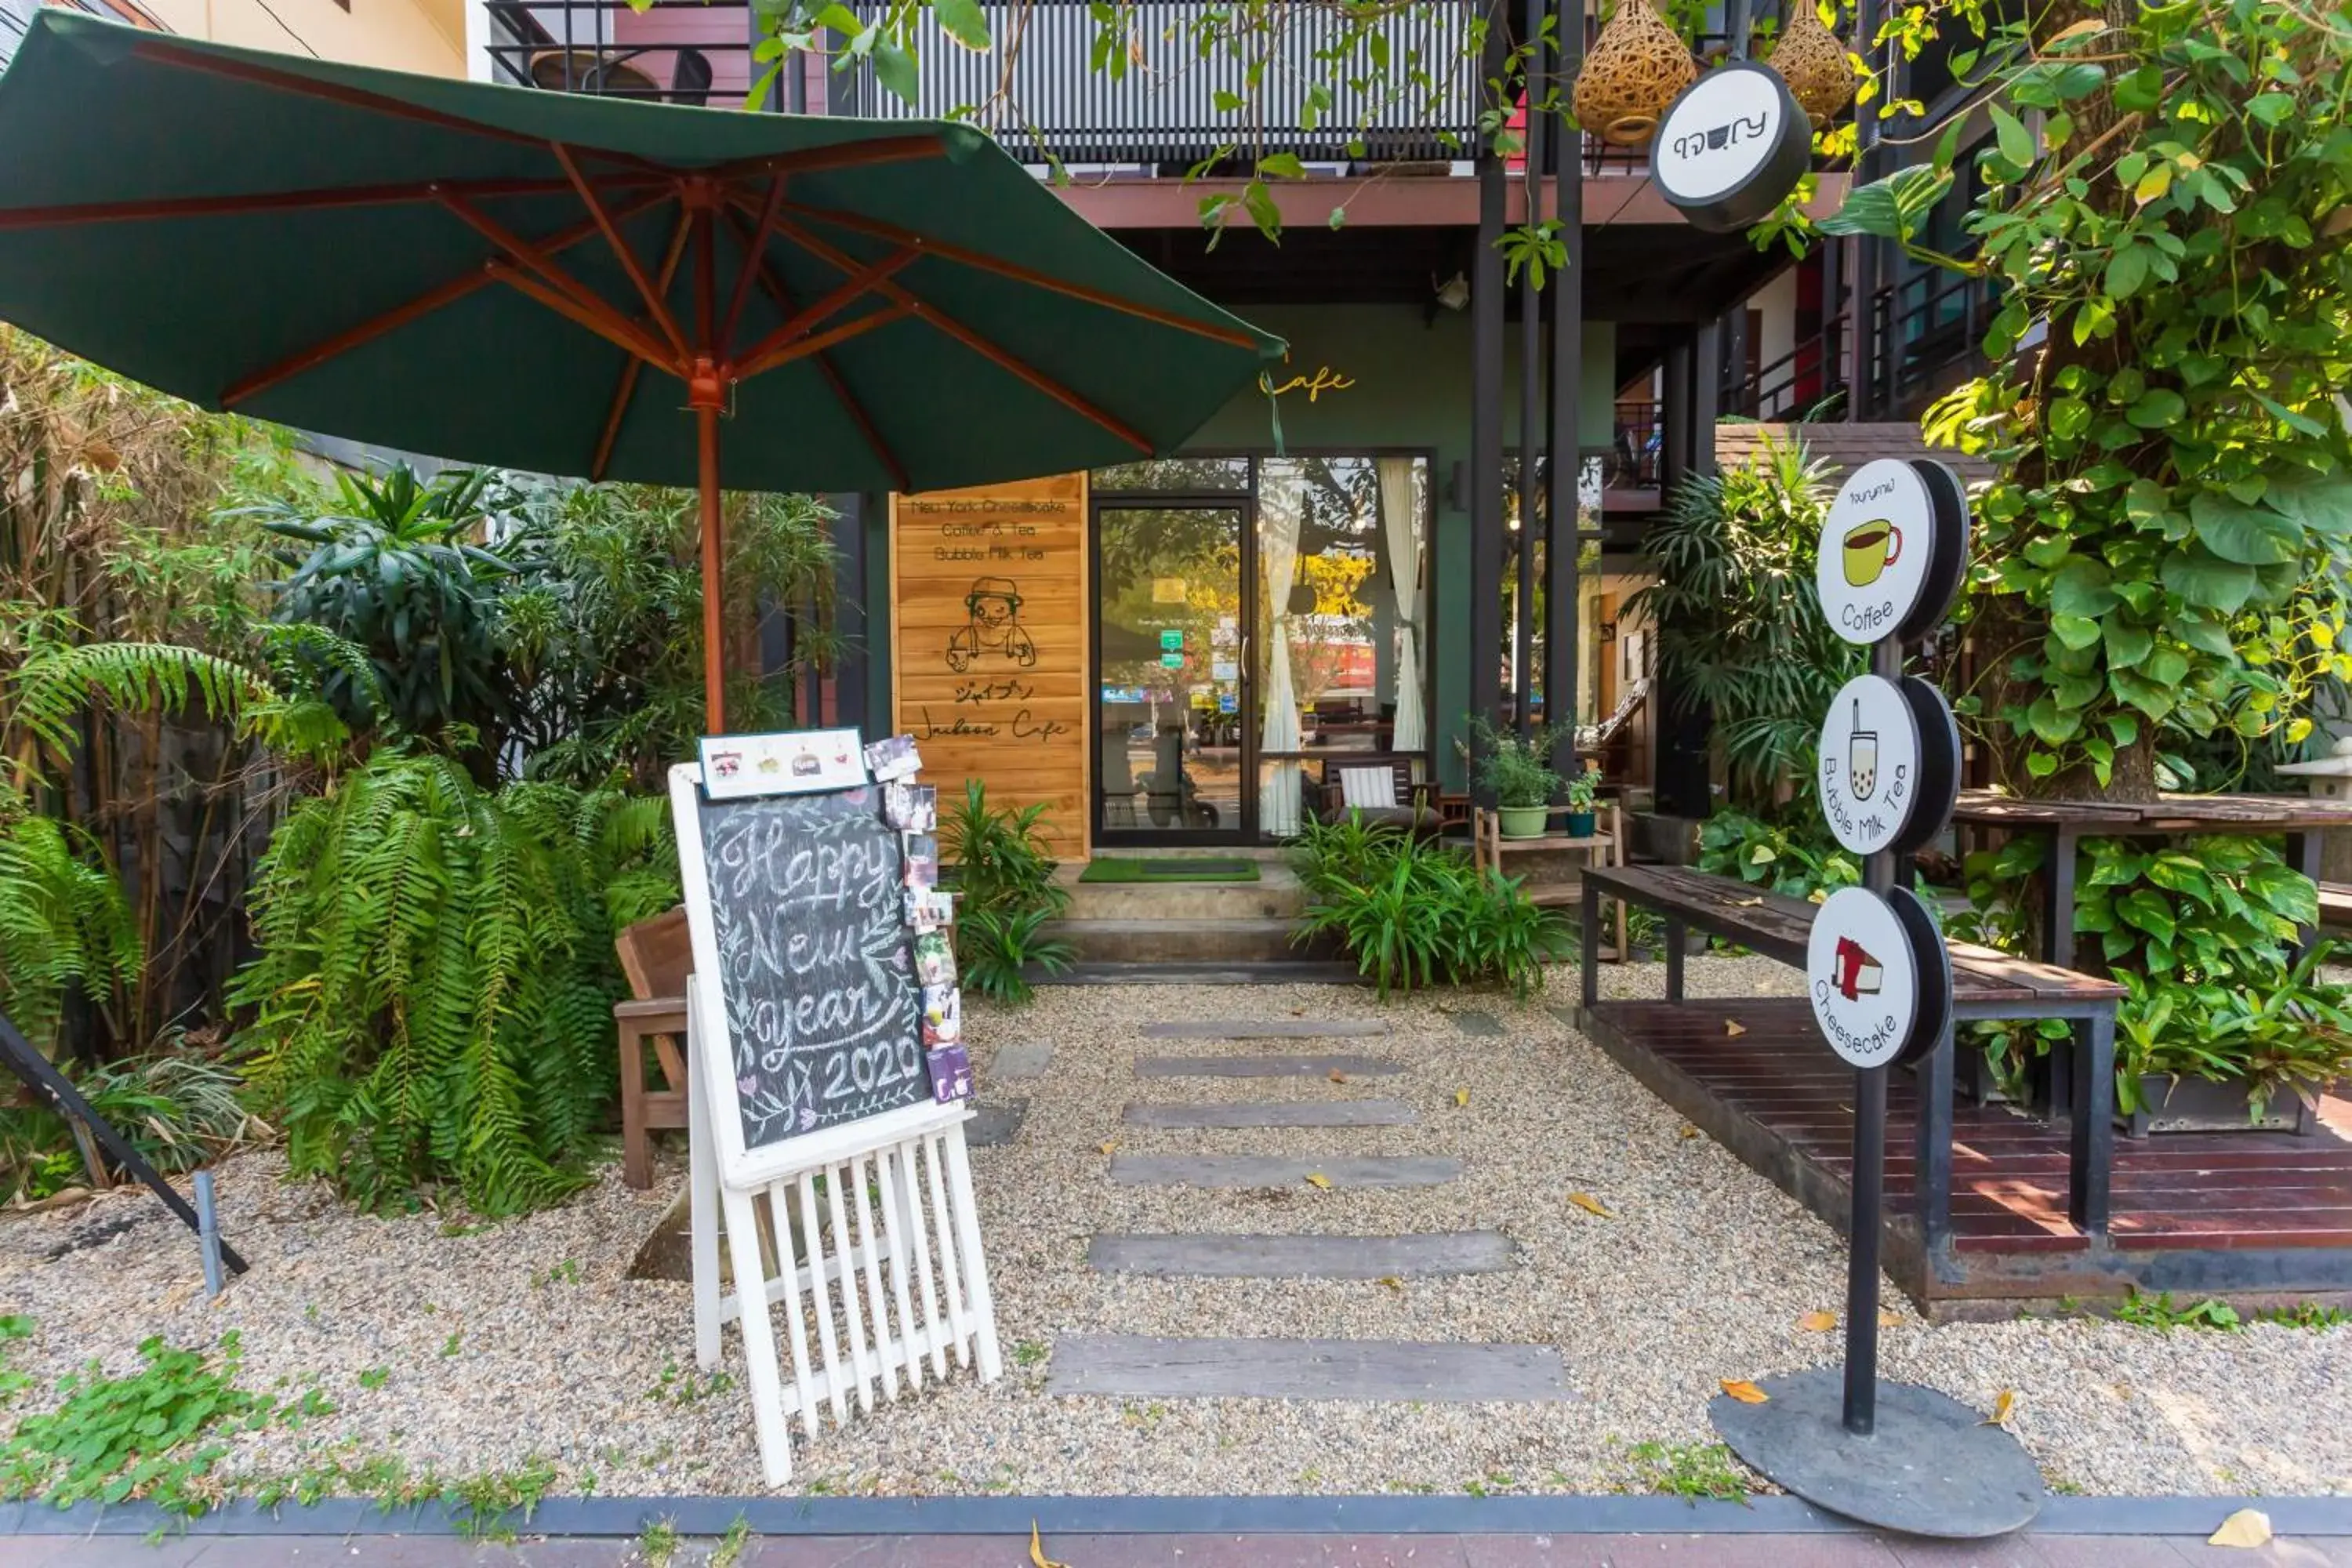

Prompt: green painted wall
[{"left": 1180, "top": 303, "right": 1616, "bottom": 789}]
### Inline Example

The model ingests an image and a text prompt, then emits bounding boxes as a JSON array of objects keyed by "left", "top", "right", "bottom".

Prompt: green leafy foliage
[
  {"left": 234, "top": 752, "right": 679, "bottom": 1215},
  {"left": 1696, "top": 809, "right": 1858, "bottom": 902},
  {"left": 0, "top": 1052, "right": 261, "bottom": 1206},
  {"left": 1628, "top": 438, "right": 1859, "bottom": 810},
  {"left": 938, "top": 781, "right": 1072, "bottom": 1005},
  {"left": 0, "top": 1331, "right": 326, "bottom": 1516},
  {"left": 1470, "top": 717, "right": 1570, "bottom": 808},
  {"left": 1290, "top": 813, "right": 1567, "bottom": 999},
  {"left": 2114, "top": 1290, "right": 2241, "bottom": 1334},
  {"left": 0, "top": 804, "right": 139, "bottom": 1061}
]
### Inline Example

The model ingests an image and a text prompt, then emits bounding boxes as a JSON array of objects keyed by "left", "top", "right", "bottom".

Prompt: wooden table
[
  {"left": 1951, "top": 789, "right": 2352, "bottom": 970},
  {"left": 1473, "top": 804, "right": 1626, "bottom": 962}
]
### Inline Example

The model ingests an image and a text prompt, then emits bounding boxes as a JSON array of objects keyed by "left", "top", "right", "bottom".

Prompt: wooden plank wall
[{"left": 891, "top": 474, "right": 1091, "bottom": 861}]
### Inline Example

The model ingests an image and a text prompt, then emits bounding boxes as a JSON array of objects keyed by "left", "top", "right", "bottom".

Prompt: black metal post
[
  {"left": 1849, "top": 0, "right": 1885, "bottom": 420},
  {"left": 1512, "top": 0, "right": 1545, "bottom": 737},
  {"left": 1842, "top": 634, "right": 1902, "bottom": 1436},
  {"left": 1543, "top": 0, "right": 1584, "bottom": 779},
  {"left": 829, "top": 493, "right": 868, "bottom": 731},
  {"left": 1470, "top": 7, "right": 1509, "bottom": 789},
  {"left": 1693, "top": 318, "right": 1721, "bottom": 480}
]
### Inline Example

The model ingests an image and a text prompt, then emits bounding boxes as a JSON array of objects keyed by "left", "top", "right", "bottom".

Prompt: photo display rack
[{"left": 1710, "top": 459, "right": 2045, "bottom": 1539}]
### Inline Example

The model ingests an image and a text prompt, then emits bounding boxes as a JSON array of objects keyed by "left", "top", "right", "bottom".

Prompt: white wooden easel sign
[{"left": 667, "top": 748, "right": 1001, "bottom": 1486}]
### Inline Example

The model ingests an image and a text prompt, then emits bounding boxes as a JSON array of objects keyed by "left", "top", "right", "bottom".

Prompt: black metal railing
[
  {"left": 483, "top": 0, "right": 764, "bottom": 107},
  {"left": 1868, "top": 267, "right": 1993, "bottom": 416},
  {"left": 829, "top": 0, "right": 1479, "bottom": 165},
  {"left": 1610, "top": 400, "right": 1662, "bottom": 489}
]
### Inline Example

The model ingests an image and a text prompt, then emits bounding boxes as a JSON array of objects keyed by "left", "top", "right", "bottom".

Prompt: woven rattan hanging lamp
[
  {"left": 1572, "top": 0, "right": 1699, "bottom": 148},
  {"left": 1772, "top": 2, "right": 1855, "bottom": 129}
]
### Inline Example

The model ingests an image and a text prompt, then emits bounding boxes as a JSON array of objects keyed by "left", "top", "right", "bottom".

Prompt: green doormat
[{"left": 1080, "top": 857, "right": 1263, "bottom": 884}]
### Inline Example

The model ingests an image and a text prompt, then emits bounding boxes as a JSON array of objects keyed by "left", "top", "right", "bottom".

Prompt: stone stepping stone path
[
  {"left": 967, "top": 1099, "right": 1027, "bottom": 1148},
  {"left": 1123, "top": 1099, "right": 1416, "bottom": 1130},
  {"left": 1047, "top": 1016, "right": 1564, "bottom": 1410},
  {"left": 1050, "top": 1335, "right": 1573, "bottom": 1401},
  {"left": 1140, "top": 1018, "right": 1391, "bottom": 1039},
  {"left": 991, "top": 1042, "right": 1054, "bottom": 1081},
  {"left": 1087, "top": 1232, "right": 1515, "bottom": 1279},
  {"left": 1134, "top": 1052, "right": 1404, "bottom": 1079},
  {"left": 1109, "top": 1154, "right": 1461, "bottom": 1189}
]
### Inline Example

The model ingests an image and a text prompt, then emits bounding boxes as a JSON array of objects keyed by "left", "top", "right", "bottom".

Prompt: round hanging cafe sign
[
  {"left": 1805, "top": 885, "right": 1951, "bottom": 1069},
  {"left": 1816, "top": 673, "right": 1961, "bottom": 858},
  {"left": 1817, "top": 457, "right": 1970, "bottom": 647},
  {"left": 1649, "top": 63, "right": 1813, "bottom": 234}
]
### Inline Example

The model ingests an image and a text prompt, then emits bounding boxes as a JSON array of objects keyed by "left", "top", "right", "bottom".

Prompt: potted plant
[
  {"left": 1473, "top": 719, "right": 1569, "bottom": 839},
  {"left": 1563, "top": 767, "right": 1600, "bottom": 838}
]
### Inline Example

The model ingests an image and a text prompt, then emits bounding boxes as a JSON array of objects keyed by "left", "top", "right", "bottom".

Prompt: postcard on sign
[{"left": 698, "top": 728, "right": 867, "bottom": 800}]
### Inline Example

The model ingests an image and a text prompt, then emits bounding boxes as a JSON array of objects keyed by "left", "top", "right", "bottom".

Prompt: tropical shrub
[
  {"left": 1471, "top": 717, "right": 1570, "bottom": 808},
  {"left": 1290, "top": 813, "right": 1568, "bottom": 999},
  {"left": 1695, "top": 808, "right": 1858, "bottom": 903},
  {"left": 233, "top": 753, "right": 677, "bottom": 1215},
  {"left": 0, "top": 1051, "right": 261, "bottom": 1206},
  {"left": 940, "top": 781, "right": 1073, "bottom": 1004},
  {"left": 1627, "top": 437, "right": 1857, "bottom": 811}
]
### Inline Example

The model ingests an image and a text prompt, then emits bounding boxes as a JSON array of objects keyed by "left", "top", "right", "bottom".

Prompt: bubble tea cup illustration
[
  {"left": 1842, "top": 517, "right": 1903, "bottom": 588},
  {"left": 1846, "top": 699, "right": 1878, "bottom": 802}
]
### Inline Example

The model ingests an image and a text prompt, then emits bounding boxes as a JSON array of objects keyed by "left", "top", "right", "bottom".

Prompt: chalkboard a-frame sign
[{"left": 667, "top": 761, "right": 964, "bottom": 1188}]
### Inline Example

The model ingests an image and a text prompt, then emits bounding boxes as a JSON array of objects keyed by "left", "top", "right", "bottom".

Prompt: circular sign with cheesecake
[
  {"left": 1817, "top": 673, "right": 1960, "bottom": 858},
  {"left": 1650, "top": 63, "right": 1814, "bottom": 234},
  {"left": 1817, "top": 458, "right": 1968, "bottom": 647},
  {"left": 1806, "top": 885, "right": 1950, "bottom": 1069}
]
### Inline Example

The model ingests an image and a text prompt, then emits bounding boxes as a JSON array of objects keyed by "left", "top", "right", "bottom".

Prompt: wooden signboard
[{"left": 891, "top": 474, "right": 1091, "bottom": 858}]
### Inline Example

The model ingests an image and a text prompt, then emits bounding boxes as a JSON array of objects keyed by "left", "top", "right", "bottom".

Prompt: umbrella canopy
[{"left": 0, "top": 11, "right": 1283, "bottom": 723}]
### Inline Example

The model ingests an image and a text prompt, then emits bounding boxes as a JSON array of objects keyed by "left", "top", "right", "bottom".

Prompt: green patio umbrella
[{"left": 0, "top": 11, "right": 1283, "bottom": 727}]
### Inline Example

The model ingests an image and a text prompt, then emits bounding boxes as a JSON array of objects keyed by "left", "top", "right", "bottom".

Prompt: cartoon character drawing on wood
[{"left": 946, "top": 575, "right": 1037, "bottom": 673}]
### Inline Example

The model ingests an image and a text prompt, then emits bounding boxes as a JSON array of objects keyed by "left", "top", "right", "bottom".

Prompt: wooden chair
[{"left": 615, "top": 906, "right": 691, "bottom": 1190}]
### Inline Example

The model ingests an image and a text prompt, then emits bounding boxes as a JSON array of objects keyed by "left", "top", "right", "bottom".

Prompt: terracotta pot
[{"left": 1572, "top": 0, "right": 1698, "bottom": 148}]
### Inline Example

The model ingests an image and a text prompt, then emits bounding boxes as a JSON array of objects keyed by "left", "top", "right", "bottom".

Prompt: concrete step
[
  {"left": 1038, "top": 960, "right": 1366, "bottom": 986},
  {"left": 1087, "top": 1232, "right": 1516, "bottom": 1279},
  {"left": 1048, "top": 1335, "right": 1573, "bottom": 1401},
  {"left": 1109, "top": 1155, "right": 1461, "bottom": 1189},
  {"left": 1046, "top": 916, "right": 1312, "bottom": 964},
  {"left": 1060, "top": 866, "right": 1306, "bottom": 923}
]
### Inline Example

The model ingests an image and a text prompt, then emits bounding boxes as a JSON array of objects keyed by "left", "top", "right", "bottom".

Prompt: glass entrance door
[{"left": 1093, "top": 505, "right": 1250, "bottom": 842}]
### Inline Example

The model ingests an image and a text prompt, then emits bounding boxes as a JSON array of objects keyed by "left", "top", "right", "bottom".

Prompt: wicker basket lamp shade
[
  {"left": 1572, "top": 0, "right": 1698, "bottom": 148},
  {"left": 1773, "top": 2, "right": 1854, "bottom": 129}
]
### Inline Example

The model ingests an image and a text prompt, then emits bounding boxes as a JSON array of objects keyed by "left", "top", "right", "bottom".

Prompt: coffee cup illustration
[
  {"left": 1846, "top": 699, "right": 1878, "bottom": 802},
  {"left": 1842, "top": 519, "right": 1903, "bottom": 588}
]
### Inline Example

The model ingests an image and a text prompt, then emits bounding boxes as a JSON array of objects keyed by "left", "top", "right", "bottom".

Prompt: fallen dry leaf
[
  {"left": 1030, "top": 1520, "right": 1073, "bottom": 1568},
  {"left": 1985, "top": 1388, "right": 2018, "bottom": 1428},
  {"left": 1724, "top": 1019, "right": 1746, "bottom": 1036},
  {"left": 1097, "top": 1142, "right": 1116, "bottom": 1156},
  {"left": 1378, "top": 1276, "right": 1403, "bottom": 1291},
  {"left": 1567, "top": 1191, "right": 1614, "bottom": 1218},
  {"left": 1678, "top": 1123, "right": 1700, "bottom": 1141},
  {"left": 1328, "top": 1069, "right": 1348, "bottom": 1083},
  {"left": 1720, "top": 1379, "right": 1770, "bottom": 1404},
  {"left": 1733, "top": 896, "right": 1764, "bottom": 907},
  {"left": 1878, "top": 1309, "right": 1903, "bottom": 1329},
  {"left": 1454, "top": 1088, "right": 1470, "bottom": 1108},
  {"left": 1304, "top": 1172, "right": 1333, "bottom": 1190},
  {"left": 2209, "top": 1509, "right": 2272, "bottom": 1549},
  {"left": 1798, "top": 1310, "right": 1837, "bottom": 1333}
]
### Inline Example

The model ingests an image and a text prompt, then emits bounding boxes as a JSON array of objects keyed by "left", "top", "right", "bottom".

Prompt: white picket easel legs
[{"left": 686, "top": 984, "right": 1002, "bottom": 1487}]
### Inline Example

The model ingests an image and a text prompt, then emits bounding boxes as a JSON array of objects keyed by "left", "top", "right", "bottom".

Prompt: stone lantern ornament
[{"left": 1572, "top": 0, "right": 1699, "bottom": 147}]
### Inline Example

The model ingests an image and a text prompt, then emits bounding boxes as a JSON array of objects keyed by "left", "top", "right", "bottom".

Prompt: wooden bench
[
  {"left": 1577, "top": 863, "right": 2126, "bottom": 1244},
  {"left": 2321, "top": 881, "right": 2352, "bottom": 930}
]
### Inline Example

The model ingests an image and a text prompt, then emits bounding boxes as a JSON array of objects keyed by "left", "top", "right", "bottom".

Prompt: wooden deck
[{"left": 1577, "top": 996, "right": 2352, "bottom": 1317}]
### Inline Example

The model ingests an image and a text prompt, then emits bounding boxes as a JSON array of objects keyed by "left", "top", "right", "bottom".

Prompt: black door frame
[{"left": 1089, "top": 491, "right": 1258, "bottom": 847}]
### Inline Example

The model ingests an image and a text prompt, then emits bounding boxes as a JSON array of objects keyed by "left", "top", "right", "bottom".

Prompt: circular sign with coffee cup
[
  {"left": 1806, "top": 886, "right": 1949, "bottom": 1069},
  {"left": 1650, "top": 63, "right": 1814, "bottom": 234},
  {"left": 1817, "top": 458, "right": 1963, "bottom": 648},
  {"left": 1816, "top": 673, "right": 1960, "bottom": 858}
]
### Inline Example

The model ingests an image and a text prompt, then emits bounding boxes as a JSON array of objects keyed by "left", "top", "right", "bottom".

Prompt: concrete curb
[{"left": 3, "top": 1492, "right": 2348, "bottom": 1538}]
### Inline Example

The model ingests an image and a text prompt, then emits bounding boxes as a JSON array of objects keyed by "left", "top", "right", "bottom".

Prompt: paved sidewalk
[{"left": 5, "top": 1533, "right": 2352, "bottom": 1566}]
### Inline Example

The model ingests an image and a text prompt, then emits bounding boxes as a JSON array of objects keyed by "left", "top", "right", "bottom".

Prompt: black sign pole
[
  {"left": 1842, "top": 634, "right": 1902, "bottom": 1435},
  {"left": 0, "top": 1008, "right": 249, "bottom": 1276}
]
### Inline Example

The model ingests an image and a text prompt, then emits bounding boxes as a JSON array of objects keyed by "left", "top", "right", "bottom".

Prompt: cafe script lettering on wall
[{"left": 690, "top": 782, "right": 927, "bottom": 1152}]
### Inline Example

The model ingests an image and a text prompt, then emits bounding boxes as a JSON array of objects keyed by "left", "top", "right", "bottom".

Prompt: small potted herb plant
[
  {"left": 1563, "top": 766, "right": 1601, "bottom": 838},
  {"left": 1474, "top": 719, "right": 1569, "bottom": 839}
]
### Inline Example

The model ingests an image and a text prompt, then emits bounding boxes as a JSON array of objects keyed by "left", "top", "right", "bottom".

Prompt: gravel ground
[{"left": 3, "top": 956, "right": 2348, "bottom": 1502}]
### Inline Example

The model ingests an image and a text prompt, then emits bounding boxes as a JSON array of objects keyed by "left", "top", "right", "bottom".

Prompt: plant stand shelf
[{"left": 1473, "top": 804, "right": 1627, "bottom": 963}]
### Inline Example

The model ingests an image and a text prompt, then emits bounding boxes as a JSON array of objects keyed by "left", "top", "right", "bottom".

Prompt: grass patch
[
  {"left": 1613, "top": 1440, "right": 1751, "bottom": 1504},
  {"left": 2115, "top": 1290, "right": 2241, "bottom": 1332}
]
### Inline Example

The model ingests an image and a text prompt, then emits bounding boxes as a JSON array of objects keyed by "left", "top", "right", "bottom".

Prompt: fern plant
[{"left": 232, "top": 752, "right": 678, "bottom": 1215}]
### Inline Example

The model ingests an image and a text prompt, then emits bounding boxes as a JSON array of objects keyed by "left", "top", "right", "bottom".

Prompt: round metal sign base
[{"left": 1710, "top": 1369, "right": 2044, "bottom": 1539}]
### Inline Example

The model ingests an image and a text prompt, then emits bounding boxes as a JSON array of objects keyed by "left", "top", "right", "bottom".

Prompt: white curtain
[
  {"left": 1259, "top": 486, "right": 1304, "bottom": 837},
  {"left": 1377, "top": 456, "right": 1426, "bottom": 755}
]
